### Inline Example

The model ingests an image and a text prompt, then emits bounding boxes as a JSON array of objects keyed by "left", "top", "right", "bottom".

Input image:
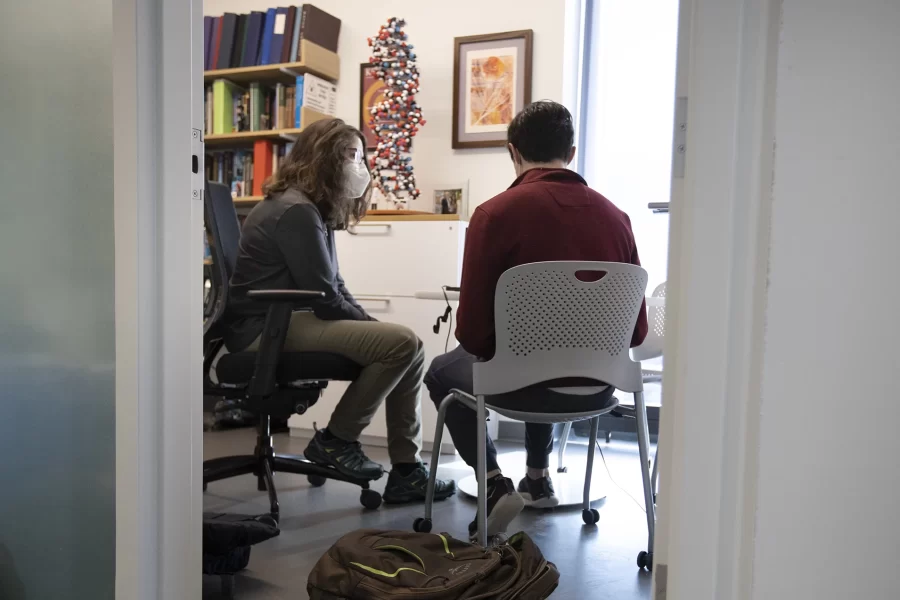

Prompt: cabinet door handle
[{"left": 354, "top": 223, "right": 392, "bottom": 231}]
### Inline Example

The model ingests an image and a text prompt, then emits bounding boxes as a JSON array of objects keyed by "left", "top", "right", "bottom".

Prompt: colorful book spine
[
  {"left": 210, "top": 17, "right": 224, "bottom": 69},
  {"left": 231, "top": 14, "right": 248, "bottom": 68},
  {"left": 269, "top": 7, "right": 288, "bottom": 65},
  {"left": 249, "top": 83, "right": 262, "bottom": 131},
  {"left": 212, "top": 79, "right": 242, "bottom": 134},
  {"left": 242, "top": 12, "right": 265, "bottom": 67},
  {"left": 216, "top": 13, "right": 238, "bottom": 70},
  {"left": 290, "top": 6, "right": 303, "bottom": 62},
  {"left": 259, "top": 9, "right": 276, "bottom": 65},
  {"left": 253, "top": 140, "right": 274, "bottom": 196},
  {"left": 203, "top": 16, "right": 213, "bottom": 70},
  {"left": 281, "top": 6, "right": 297, "bottom": 64},
  {"left": 295, "top": 75, "right": 304, "bottom": 126}
]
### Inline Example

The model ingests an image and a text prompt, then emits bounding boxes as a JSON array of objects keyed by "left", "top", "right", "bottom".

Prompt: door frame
[
  {"left": 652, "top": 0, "right": 781, "bottom": 598},
  {"left": 114, "top": 0, "right": 203, "bottom": 597}
]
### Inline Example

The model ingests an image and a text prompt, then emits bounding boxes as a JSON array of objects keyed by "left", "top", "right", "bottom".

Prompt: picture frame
[
  {"left": 432, "top": 182, "right": 469, "bottom": 218},
  {"left": 452, "top": 30, "right": 533, "bottom": 149},
  {"left": 359, "top": 62, "right": 390, "bottom": 150}
]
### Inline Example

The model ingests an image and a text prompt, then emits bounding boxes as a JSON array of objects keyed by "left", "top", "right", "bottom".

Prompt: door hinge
[{"left": 672, "top": 96, "right": 687, "bottom": 178}]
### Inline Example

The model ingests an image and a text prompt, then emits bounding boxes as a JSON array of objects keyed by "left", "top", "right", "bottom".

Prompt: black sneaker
[
  {"left": 303, "top": 429, "right": 385, "bottom": 481},
  {"left": 382, "top": 464, "right": 457, "bottom": 504},
  {"left": 467, "top": 475, "right": 525, "bottom": 542},
  {"left": 517, "top": 475, "right": 559, "bottom": 509}
]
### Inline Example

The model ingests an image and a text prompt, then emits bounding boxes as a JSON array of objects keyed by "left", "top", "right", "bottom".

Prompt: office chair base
[{"left": 203, "top": 417, "right": 383, "bottom": 513}]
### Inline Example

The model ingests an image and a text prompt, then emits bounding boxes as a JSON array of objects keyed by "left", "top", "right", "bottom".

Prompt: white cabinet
[
  {"left": 334, "top": 219, "right": 466, "bottom": 297},
  {"left": 289, "top": 216, "right": 467, "bottom": 455}
]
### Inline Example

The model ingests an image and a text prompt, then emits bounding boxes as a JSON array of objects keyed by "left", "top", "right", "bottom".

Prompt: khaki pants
[{"left": 250, "top": 312, "right": 424, "bottom": 464}]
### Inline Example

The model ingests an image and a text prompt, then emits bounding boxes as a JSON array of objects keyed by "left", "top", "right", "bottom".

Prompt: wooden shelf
[
  {"left": 233, "top": 195, "right": 264, "bottom": 205},
  {"left": 206, "top": 128, "right": 302, "bottom": 147},
  {"left": 205, "top": 106, "right": 331, "bottom": 148},
  {"left": 361, "top": 214, "right": 469, "bottom": 222},
  {"left": 204, "top": 40, "right": 339, "bottom": 84}
]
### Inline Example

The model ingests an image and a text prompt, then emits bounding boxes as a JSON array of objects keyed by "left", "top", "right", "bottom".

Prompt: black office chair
[{"left": 202, "top": 181, "right": 383, "bottom": 517}]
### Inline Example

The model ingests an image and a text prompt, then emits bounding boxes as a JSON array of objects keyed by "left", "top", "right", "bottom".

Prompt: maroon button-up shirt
[{"left": 456, "top": 168, "right": 648, "bottom": 359}]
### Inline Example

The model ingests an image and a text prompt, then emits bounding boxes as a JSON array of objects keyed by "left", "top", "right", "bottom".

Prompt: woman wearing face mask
[{"left": 226, "top": 118, "right": 456, "bottom": 503}]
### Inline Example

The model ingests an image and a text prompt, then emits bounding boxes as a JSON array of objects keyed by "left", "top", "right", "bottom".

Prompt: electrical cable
[
  {"left": 595, "top": 440, "right": 648, "bottom": 514},
  {"left": 442, "top": 286, "right": 453, "bottom": 353}
]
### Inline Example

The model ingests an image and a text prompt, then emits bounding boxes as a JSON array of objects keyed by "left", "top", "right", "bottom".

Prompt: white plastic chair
[
  {"left": 414, "top": 261, "right": 652, "bottom": 555},
  {"left": 632, "top": 282, "right": 665, "bottom": 500},
  {"left": 554, "top": 280, "right": 665, "bottom": 569}
]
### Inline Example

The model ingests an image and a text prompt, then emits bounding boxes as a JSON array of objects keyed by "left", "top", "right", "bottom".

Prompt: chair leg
[
  {"left": 476, "top": 394, "right": 488, "bottom": 548},
  {"left": 584, "top": 417, "right": 599, "bottom": 511},
  {"left": 255, "top": 415, "right": 274, "bottom": 492},
  {"left": 650, "top": 445, "right": 659, "bottom": 502},
  {"left": 261, "top": 455, "right": 280, "bottom": 520},
  {"left": 424, "top": 393, "right": 453, "bottom": 522},
  {"left": 557, "top": 422, "right": 572, "bottom": 473},
  {"left": 634, "top": 391, "right": 656, "bottom": 553}
]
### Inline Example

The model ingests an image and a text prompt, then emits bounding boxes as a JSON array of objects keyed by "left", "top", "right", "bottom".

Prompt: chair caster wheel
[
  {"left": 308, "top": 474, "right": 327, "bottom": 487},
  {"left": 221, "top": 574, "right": 235, "bottom": 598},
  {"left": 202, "top": 482, "right": 208, "bottom": 492},
  {"left": 606, "top": 431, "right": 612, "bottom": 443},
  {"left": 557, "top": 466, "right": 568, "bottom": 473},
  {"left": 637, "top": 551, "right": 653, "bottom": 571},
  {"left": 582, "top": 508, "right": 600, "bottom": 525},
  {"left": 413, "top": 517, "right": 432, "bottom": 533},
  {"left": 360, "top": 489, "right": 382, "bottom": 510}
]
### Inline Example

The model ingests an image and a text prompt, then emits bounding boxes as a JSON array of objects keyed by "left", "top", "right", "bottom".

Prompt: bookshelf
[
  {"left": 204, "top": 40, "right": 340, "bottom": 84},
  {"left": 204, "top": 17, "right": 340, "bottom": 204}
]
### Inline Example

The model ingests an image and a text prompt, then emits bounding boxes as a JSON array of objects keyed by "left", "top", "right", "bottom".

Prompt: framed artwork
[
  {"left": 359, "top": 63, "right": 390, "bottom": 150},
  {"left": 452, "top": 30, "right": 533, "bottom": 149}
]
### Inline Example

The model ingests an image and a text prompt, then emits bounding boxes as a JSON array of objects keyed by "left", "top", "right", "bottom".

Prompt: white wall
[
  {"left": 205, "top": 0, "right": 568, "bottom": 214},
  {"left": 582, "top": 0, "right": 679, "bottom": 290},
  {"left": 752, "top": 1, "right": 900, "bottom": 598}
]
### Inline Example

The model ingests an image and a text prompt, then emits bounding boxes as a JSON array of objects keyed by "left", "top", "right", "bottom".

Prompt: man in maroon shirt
[{"left": 424, "top": 101, "right": 648, "bottom": 540}]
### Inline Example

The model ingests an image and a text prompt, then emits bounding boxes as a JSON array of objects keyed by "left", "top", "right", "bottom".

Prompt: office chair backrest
[
  {"left": 632, "top": 281, "right": 666, "bottom": 362},
  {"left": 204, "top": 181, "right": 242, "bottom": 334},
  {"left": 474, "top": 261, "right": 648, "bottom": 395}
]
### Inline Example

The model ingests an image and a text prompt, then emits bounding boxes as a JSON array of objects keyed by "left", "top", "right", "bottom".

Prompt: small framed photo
[
  {"left": 432, "top": 183, "right": 469, "bottom": 217},
  {"left": 452, "top": 30, "right": 533, "bottom": 149}
]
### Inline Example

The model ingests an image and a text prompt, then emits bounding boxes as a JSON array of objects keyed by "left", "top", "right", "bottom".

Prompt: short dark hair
[{"left": 507, "top": 100, "right": 574, "bottom": 163}]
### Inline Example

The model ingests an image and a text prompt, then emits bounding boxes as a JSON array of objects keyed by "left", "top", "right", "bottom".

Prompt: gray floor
[{"left": 203, "top": 428, "right": 654, "bottom": 599}]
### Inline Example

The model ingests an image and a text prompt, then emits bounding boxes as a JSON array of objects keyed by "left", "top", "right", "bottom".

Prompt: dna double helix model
[{"left": 367, "top": 18, "right": 424, "bottom": 208}]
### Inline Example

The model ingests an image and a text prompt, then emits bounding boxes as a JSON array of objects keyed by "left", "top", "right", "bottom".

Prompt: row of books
[
  {"left": 206, "top": 141, "right": 294, "bottom": 198},
  {"left": 204, "top": 74, "right": 337, "bottom": 135},
  {"left": 204, "top": 4, "right": 341, "bottom": 71}
]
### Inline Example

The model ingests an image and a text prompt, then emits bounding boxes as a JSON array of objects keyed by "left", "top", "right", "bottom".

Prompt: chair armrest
[
  {"left": 247, "top": 289, "right": 325, "bottom": 303},
  {"left": 246, "top": 290, "right": 325, "bottom": 398}
]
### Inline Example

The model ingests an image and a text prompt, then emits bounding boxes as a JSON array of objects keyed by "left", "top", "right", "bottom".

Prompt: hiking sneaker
[
  {"left": 468, "top": 475, "right": 526, "bottom": 542},
  {"left": 517, "top": 475, "right": 560, "bottom": 509},
  {"left": 382, "top": 464, "right": 457, "bottom": 504},
  {"left": 303, "top": 428, "right": 385, "bottom": 481}
]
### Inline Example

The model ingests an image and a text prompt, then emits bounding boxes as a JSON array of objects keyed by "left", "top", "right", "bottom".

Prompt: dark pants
[{"left": 423, "top": 346, "right": 554, "bottom": 472}]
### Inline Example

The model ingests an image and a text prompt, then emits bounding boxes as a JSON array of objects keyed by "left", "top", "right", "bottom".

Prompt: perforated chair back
[
  {"left": 632, "top": 281, "right": 666, "bottom": 362},
  {"left": 473, "top": 261, "right": 648, "bottom": 395}
]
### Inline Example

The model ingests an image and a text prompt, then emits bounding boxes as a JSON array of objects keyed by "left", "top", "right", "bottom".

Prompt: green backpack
[{"left": 308, "top": 529, "right": 559, "bottom": 600}]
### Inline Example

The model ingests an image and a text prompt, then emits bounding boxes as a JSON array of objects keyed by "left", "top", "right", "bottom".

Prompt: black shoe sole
[
  {"left": 303, "top": 442, "right": 384, "bottom": 482},
  {"left": 382, "top": 486, "right": 457, "bottom": 505}
]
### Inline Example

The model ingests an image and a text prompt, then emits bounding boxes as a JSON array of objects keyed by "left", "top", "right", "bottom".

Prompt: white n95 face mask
[{"left": 344, "top": 161, "right": 371, "bottom": 198}]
